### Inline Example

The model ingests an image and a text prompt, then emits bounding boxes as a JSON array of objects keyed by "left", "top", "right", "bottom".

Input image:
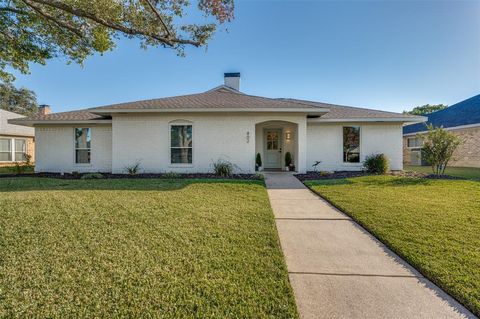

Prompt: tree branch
[
  {"left": 21, "top": 0, "right": 85, "bottom": 38},
  {"left": 141, "top": 0, "right": 171, "bottom": 38},
  {"left": 0, "top": 6, "right": 28, "bottom": 14},
  {"left": 28, "top": 0, "right": 200, "bottom": 46}
]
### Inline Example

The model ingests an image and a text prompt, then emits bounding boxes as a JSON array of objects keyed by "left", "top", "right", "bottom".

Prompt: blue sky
[{"left": 13, "top": 0, "right": 480, "bottom": 113}]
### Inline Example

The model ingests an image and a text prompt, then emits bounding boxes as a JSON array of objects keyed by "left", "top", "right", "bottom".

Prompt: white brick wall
[
  {"left": 33, "top": 115, "right": 405, "bottom": 174},
  {"left": 35, "top": 125, "right": 112, "bottom": 173},
  {"left": 111, "top": 113, "right": 307, "bottom": 174},
  {"left": 306, "top": 122, "right": 403, "bottom": 171}
]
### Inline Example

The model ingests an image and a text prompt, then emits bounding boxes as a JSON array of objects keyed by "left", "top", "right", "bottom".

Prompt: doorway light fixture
[{"left": 286, "top": 132, "right": 291, "bottom": 141}]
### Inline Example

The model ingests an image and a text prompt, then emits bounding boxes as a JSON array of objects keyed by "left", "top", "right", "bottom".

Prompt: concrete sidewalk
[{"left": 264, "top": 172, "right": 475, "bottom": 319}]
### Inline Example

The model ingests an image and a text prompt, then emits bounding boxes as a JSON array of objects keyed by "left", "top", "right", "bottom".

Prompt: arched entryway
[{"left": 255, "top": 121, "right": 299, "bottom": 172}]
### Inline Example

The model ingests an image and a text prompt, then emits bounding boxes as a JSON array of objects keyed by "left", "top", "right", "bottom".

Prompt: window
[
  {"left": 171, "top": 125, "right": 192, "bottom": 164},
  {"left": 266, "top": 131, "right": 279, "bottom": 150},
  {"left": 0, "top": 138, "right": 27, "bottom": 162},
  {"left": 343, "top": 126, "right": 360, "bottom": 163},
  {"left": 407, "top": 137, "right": 423, "bottom": 148},
  {"left": 75, "top": 128, "right": 91, "bottom": 164},
  {"left": 0, "top": 138, "right": 12, "bottom": 161},
  {"left": 15, "top": 139, "right": 26, "bottom": 161}
]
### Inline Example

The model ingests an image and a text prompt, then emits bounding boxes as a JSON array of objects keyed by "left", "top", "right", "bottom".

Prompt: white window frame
[
  {"left": 0, "top": 138, "right": 13, "bottom": 162},
  {"left": 407, "top": 136, "right": 423, "bottom": 149},
  {"left": 342, "top": 126, "right": 361, "bottom": 165},
  {"left": 0, "top": 137, "right": 27, "bottom": 162},
  {"left": 14, "top": 138, "right": 27, "bottom": 162},
  {"left": 74, "top": 128, "right": 92, "bottom": 165},
  {"left": 169, "top": 122, "right": 194, "bottom": 167}
]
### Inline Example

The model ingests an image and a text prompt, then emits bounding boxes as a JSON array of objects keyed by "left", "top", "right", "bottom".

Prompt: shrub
[
  {"left": 421, "top": 125, "right": 463, "bottom": 175},
  {"left": 312, "top": 161, "right": 322, "bottom": 172},
  {"left": 125, "top": 162, "right": 141, "bottom": 175},
  {"left": 81, "top": 173, "right": 104, "bottom": 179},
  {"left": 213, "top": 159, "right": 235, "bottom": 177},
  {"left": 285, "top": 152, "right": 292, "bottom": 167},
  {"left": 363, "top": 153, "right": 389, "bottom": 174},
  {"left": 13, "top": 162, "right": 25, "bottom": 174},
  {"left": 12, "top": 154, "right": 33, "bottom": 174},
  {"left": 254, "top": 173, "right": 264, "bottom": 180},
  {"left": 256, "top": 153, "right": 262, "bottom": 167},
  {"left": 164, "top": 171, "right": 180, "bottom": 179}
]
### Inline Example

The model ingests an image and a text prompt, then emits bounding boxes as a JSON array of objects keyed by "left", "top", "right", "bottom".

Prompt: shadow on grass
[
  {"left": 304, "top": 179, "right": 354, "bottom": 187},
  {"left": 362, "top": 177, "right": 433, "bottom": 187},
  {"left": 306, "top": 176, "right": 437, "bottom": 188},
  {"left": 0, "top": 177, "right": 264, "bottom": 193}
]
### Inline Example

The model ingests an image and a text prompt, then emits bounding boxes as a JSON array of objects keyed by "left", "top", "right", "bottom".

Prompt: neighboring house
[
  {"left": 10, "top": 73, "right": 424, "bottom": 174},
  {"left": 0, "top": 109, "right": 35, "bottom": 166},
  {"left": 403, "top": 94, "right": 480, "bottom": 168}
]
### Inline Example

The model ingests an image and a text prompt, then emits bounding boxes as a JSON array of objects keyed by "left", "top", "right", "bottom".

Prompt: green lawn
[
  {"left": 405, "top": 165, "right": 480, "bottom": 180},
  {"left": 0, "top": 178, "right": 298, "bottom": 318},
  {"left": 305, "top": 176, "right": 480, "bottom": 316}
]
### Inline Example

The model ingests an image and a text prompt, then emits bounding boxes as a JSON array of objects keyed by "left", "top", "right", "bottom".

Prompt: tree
[
  {"left": 421, "top": 124, "right": 462, "bottom": 175},
  {"left": 0, "top": 0, "right": 234, "bottom": 81},
  {"left": 403, "top": 104, "right": 448, "bottom": 115},
  {"left": 0, "top": 82, "right": 39, "bottom": 115}
]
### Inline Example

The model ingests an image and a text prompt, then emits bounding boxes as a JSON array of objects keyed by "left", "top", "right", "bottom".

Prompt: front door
[{"left": 264, "top": 129, "right": 282, "bottom": 169}]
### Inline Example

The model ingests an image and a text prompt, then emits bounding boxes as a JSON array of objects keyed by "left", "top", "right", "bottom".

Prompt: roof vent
[{"left": 224, "top": 72, "right": 240, "bottom": 91}]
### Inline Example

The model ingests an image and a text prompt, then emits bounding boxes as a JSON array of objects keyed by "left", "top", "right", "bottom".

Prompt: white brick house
[{"left": 10, "top": 73, "right": 425, "bottom": 174}]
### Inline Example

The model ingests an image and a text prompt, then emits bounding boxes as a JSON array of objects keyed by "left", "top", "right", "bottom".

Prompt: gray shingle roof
[
  {"left": 10, "top": 86, "right": 422, "bottom": 124},
  {"left": 279, "top": 98, "right": 422, "bottom": 119},
  {"left": 90, "top": 87, "right": 325, "bottom": 111},
  {"left": 17, "top": 109, "right": 108, "bottom": 121}
]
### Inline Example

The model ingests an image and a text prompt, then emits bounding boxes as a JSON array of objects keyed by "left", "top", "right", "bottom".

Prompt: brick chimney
[
  {"left": 38, "top": 104, "right": 51, "bottom": 115},
  {"left": 224, "top": 73, "right": 240, "bottom": 91}
]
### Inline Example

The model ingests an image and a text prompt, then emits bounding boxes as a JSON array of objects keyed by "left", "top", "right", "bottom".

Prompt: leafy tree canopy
[
  {"left": 403, "top": 104, "right": 448, "bottom": 115},
  {"left": 0, "top": 82, "right": 39, "bottom": 115},
  {"left": 0, "top": 0, "right": 234, "bottom": 81}
]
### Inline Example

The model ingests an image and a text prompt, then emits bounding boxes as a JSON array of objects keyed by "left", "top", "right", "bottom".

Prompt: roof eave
[
  {"left": 8, "top": 119, "right": 113, "bottom": 127},
  {"left": 404, "top": 122, "right": 480, "bottom": 136},
  {"left": 89, "top": 107, "right": 330, "bottom": 115},
  {"left": 308, "top": 116, "right": 427, "bottom": 123},
  {"left": 0, "top": 131, "right": 34, "bottom": 137}
]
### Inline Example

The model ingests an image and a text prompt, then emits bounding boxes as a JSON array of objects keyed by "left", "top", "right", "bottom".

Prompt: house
[
  {"left": 0, "top": 109, "right": 36, "bottom": 166},
  {"left": 9, "top": 73, "right": 424, "bottom": 174},
  {"left": 403, "top": 94, "right": 480, "bottom": 167}
]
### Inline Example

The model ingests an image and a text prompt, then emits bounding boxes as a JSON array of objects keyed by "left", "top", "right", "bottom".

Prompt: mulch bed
[
  {"left": 295, "top": 171, "right": 370, "bottom": 181},
  {"left": 0, "top": 172, "right": 263, "bottom": 180},
  {"left": 295, "top": 170, "right": 464, "bottom": 181}
]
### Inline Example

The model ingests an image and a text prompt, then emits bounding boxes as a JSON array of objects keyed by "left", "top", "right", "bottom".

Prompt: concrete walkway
[{"left": 264, "top": 173, "right": 476, "bottom": 319}]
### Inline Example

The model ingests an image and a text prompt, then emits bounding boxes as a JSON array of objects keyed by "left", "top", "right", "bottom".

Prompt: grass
[
  {"left": 0, "top": 178, "right": 298, "bottom": 318},
  {"left": 305, "top": 176, "right": 480, "bottom": 316},
  {"left": 405, "top": 165, "right": 480, "bottom": 180},
  {"left": 0, "top": 165, "right": 34, "bottom": 174}
]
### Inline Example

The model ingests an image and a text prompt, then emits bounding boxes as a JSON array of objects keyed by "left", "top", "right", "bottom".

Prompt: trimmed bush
[
  {"left": 285, "top": 152, "right": 292, "bottom": 167},
  {"left": 256, "top": 153, "right": 262, "bottom": 167},
  {"left": 363, "top": 153, "right": 389, "bottom": 174},
  {"left": 81, "top": 173, "right": 104, "bottom": 179}
]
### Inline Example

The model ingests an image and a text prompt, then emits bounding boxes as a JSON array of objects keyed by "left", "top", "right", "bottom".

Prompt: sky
[{"left": 12, "top": 0, "right": 480, "bottom": 113}]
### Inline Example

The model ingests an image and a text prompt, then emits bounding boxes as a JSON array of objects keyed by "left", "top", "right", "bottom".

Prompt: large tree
[
  {"left": 404, "top": 104, "right": 448, "bottom": 115},
  {"left": 0, "top": 0, "right": 234, "bottom": 81},
  {"left": 0, "top": 82, "right": 39, "bottom": 115}
]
